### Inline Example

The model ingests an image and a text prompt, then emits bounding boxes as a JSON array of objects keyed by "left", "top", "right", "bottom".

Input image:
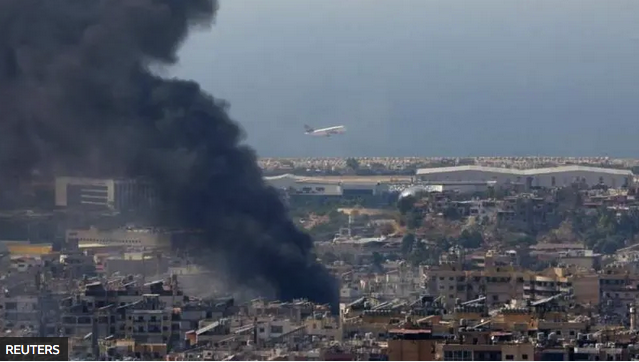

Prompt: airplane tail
[{"left": 304, "top": 125, "right": 314, "bottom": 133}]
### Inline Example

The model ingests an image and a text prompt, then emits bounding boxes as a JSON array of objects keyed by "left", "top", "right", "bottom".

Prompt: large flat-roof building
[
  {"left": 55, "top": 177, "right": 156, "bottom": 211},
  {"left": 264, "top": 174, "right": 389, "bottom": 196},
  {"left": 66, "top": 226, "right": 172, "bottom": 249},
  {"left": 416, "top": 165, "right": 633, "bottom": 189}
]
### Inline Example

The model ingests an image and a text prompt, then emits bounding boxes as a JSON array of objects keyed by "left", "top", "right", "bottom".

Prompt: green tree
[
  {"left": 442, "top": 205, "right": 462, "bottom": 221},
  {"left": 406, "top": 210, "right": 423, "bottom": 230},
  {"left": 512, "top": 234, "right": 536, "bottom": 247},
  {"left": 570, "top": 207, "right": 639, "bottom": 255},
  {"left": 397, "top": 195, "right": 416, "bottom": 215},
  {"left": 401, "top": 233, "right": 416, "bottom": 255},
  {"left": 385, "top": 253, "right": 400, "bottom": 261},
  {"left": 436, "top": 236, "right": 452, "bottom": 251},
  {"left": 617, "top": 209, "right": 639, "bottom": 240},
  {"left": 346, "top": 158, "right": 360, "bottom": 170},
  {"left": 596, "top": 236, "right": 624, "bottom": 254},
  {"left": 377, "top": 222, "right": 395, "bottom": 236},
  {"left": 371, "top": 252, "right": 385, "bottom": 273},
  {"left": 457, "top": 229, "right": 484, "bottom": 249},
  {"left": 408, "top": 240, "right": 431, "bottom": 266}
]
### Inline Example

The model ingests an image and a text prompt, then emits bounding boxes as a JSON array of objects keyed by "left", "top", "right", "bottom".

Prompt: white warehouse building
[
  {"left": 264, "top": 174, "right": 342, "bottom": 196},
  {"left": 416, "top": 165, "right": 634, "bottom": 189},
  {"left": 264, "top": 174, "right": 389, "bottom": 196}
]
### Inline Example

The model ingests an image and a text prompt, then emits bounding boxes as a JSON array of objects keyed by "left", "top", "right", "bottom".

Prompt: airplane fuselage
[{"left": 305, "top": 125, "right": 346, "bottom": 137}]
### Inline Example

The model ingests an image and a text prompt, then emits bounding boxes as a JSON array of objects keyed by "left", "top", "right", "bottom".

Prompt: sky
[{"left": 172, "top": 0, "right": 639, "bottom": 158}]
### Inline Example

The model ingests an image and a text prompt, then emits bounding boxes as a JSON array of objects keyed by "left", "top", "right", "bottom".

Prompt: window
[
  {"left": 522, "top": 354, "right": 529, "bottom": 360},
  {"left": 444, "top": 351, "right": 453, "bottom": 360},
  {"left": 443, "top": 351, "right": 472, "bottom": 361},
  {"left": 270, "top": 325, "right": 284, "bottom": 334},
  {"left": 506, "top": 355, "right": 514, "bottom": 360}
]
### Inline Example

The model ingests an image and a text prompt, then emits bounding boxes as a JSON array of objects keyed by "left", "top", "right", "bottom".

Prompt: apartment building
[
  {"left": 1, "top": 295, "right": 39, "bottom": 331},
  {"left": 125, "top": 306, "right": 173, "bottom": 344},
  {"left": 523, "top": 275, "right": 572, "bottom": 301},
  {"left": 255, "top": 317, "right": 294, "bottom": 341},
  {"left": 435, "top": 341, "right": 535, "bottom": 361},
  {"left": 305, "top": 313, "right": 340, "bottom": 340},
  {"left": 497, "top": 195, "right": 557, "bottom": 231},
  {"left": 421, "top": 259, "right": 528, "bottom": 308},
  {"left": 558, "top": 249, "right": 601, "bottom": 270},
  {"left": 452, "top": 200, "right": 499, "bottom": 220},
  {"left": 388, "top": 328, "right": 438, "bottom": 361}
]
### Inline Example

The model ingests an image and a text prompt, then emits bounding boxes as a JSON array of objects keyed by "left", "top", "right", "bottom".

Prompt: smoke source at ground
[{"left": 0, "top": 0, "right": 338, "bottom": 308}]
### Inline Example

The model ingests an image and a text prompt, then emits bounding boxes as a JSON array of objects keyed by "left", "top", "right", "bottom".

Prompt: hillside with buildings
[{"left": 3, "top": 164, "right": 639, "bottom": 359}]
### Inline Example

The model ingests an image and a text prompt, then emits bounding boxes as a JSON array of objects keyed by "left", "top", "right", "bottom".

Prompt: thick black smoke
[{"left": 0, "top": 0, "right": 338, "bottom": 307}]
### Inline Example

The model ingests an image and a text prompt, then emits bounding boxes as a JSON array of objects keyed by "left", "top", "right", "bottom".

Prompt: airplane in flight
[{"left": 304, "top": 124, "right": 346, "bottom": 137}]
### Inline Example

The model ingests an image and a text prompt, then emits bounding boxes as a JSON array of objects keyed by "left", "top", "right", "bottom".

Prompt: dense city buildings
[{"left": 4, "top": 160, "right": 639, "bottom": 360}]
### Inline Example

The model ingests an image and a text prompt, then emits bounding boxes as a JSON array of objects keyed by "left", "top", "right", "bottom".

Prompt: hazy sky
[{"left": 172, "top": 0, "right": 639, "bottom": 158}]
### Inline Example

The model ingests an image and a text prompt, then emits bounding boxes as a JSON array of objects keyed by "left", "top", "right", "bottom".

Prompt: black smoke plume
[{"left": 0, "top": 0, "right": 338, "bottom": 307}]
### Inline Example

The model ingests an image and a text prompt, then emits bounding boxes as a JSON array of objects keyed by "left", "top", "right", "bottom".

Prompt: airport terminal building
[{"left": 416, "top": 165, "right": 633, "bottom": 189}]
